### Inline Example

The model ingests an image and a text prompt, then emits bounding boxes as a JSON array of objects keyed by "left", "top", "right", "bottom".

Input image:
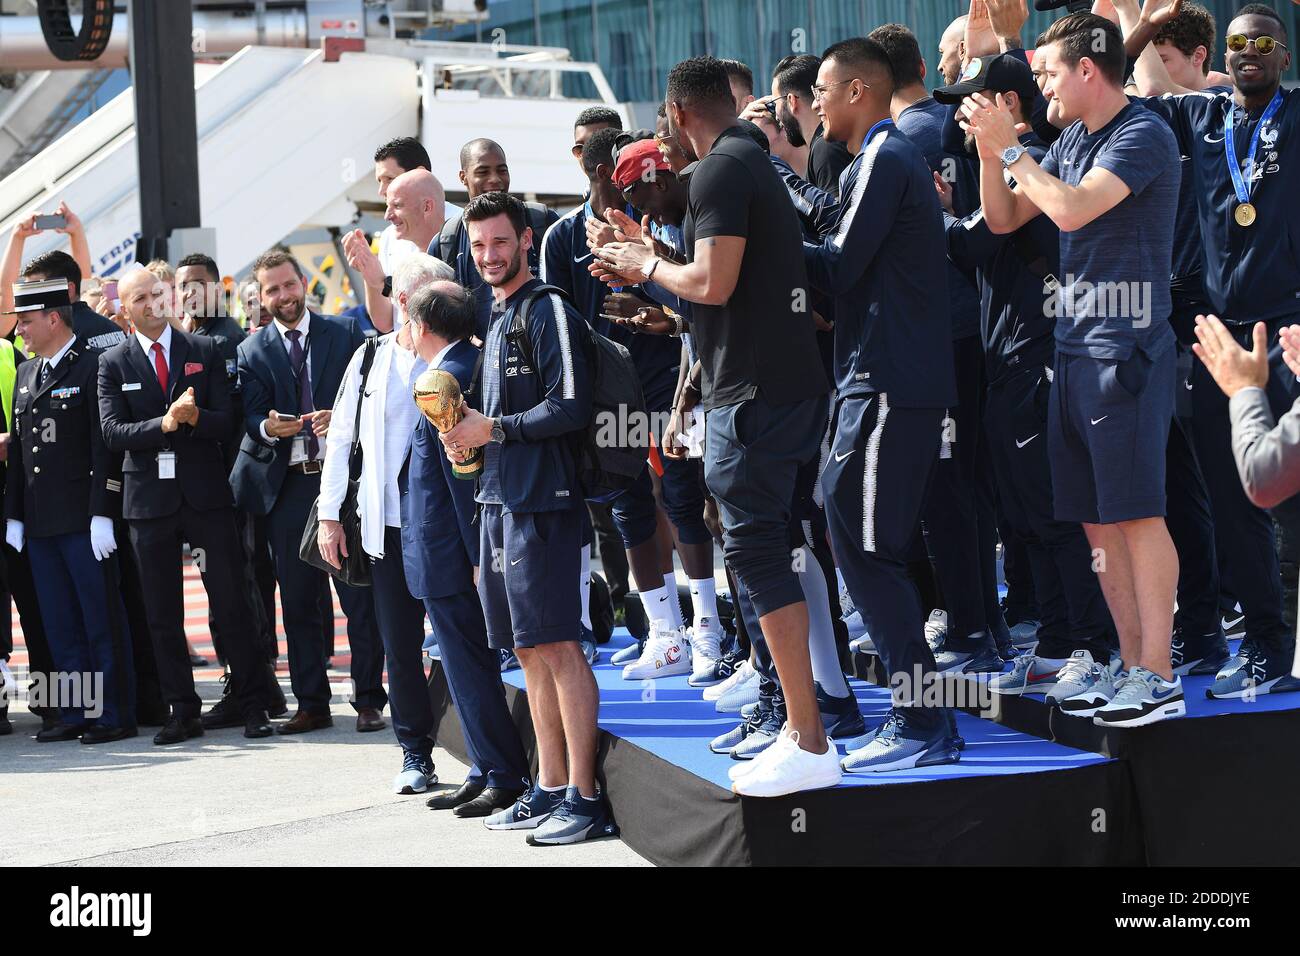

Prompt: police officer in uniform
[{"left": 3, "top": 277, "right": 134, "bottom": 743}]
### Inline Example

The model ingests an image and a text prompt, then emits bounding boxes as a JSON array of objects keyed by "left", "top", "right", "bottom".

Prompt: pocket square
[{"left": 184, "top": 362, "right": 204, "bottom": 375}]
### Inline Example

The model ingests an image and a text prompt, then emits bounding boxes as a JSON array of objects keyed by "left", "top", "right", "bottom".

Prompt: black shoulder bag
[{"left": 299, "top": 337, "right": 378, "bottom": 587}]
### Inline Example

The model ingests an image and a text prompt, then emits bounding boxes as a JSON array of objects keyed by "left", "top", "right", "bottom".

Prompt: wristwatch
[
  {"left": 489, "top": 417, "right": 506, "bottom": 444},
  {"left": 380, "top": 275, "right": 393, "bottom": 298},
  {"left": 1000, "top": 145, "right": 1028, "bottom": 170},
  {"left": 641, "top": 256, "right": 661, "bottom": 280}
]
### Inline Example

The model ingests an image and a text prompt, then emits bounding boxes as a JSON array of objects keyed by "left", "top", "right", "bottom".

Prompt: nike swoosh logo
[
  {"left": 1203, "top": 133, "right": 1225, "bottom": 144},
  {"left": 1150, "top": 684, "right": 1181, "bottom": 701},
  {"left": 1090, "top": 416, "right": 1108, "bottom": 426},
  {"left": 1015, "top": 434, "right": 1038, "bottom": 449},
  {"left": 1185, "top": 380, "right": 1193, "bottom": 390},
  {"left": 574, "top": 252, "right": 593, "bottom": 264},
  {"left": 510, "top": 557, "right": 524, "bottom": 566},
  {"left": 834, "top": 450, "right": 853, "bottom": 463},
  {"left": 1222, "top": 613, "right": 1244, "bottom": 630},
  {"left": 1027, "top": 668, "right": 1058, "bottom": 683}
]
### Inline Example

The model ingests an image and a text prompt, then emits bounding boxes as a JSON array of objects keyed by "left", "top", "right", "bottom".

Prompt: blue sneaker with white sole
[
  {"left": 1093, "top": 667, "right": 1185, "bottom": 727},
  {"left": 610, "top": 637, "right": 645, "bottom": 665},
  {"left": 392, "top": 751, "right": 436, "bottom": 795},
  {"left": 1171, "top": 627, "right": 1230, "bottom": 677},
  {"left": 484, "top": 783, "right": 565, "bottom": 830},
  {"left": 526, "top": 787, "right": 619, "bottom": 845},
  {"left": 841, "top": 713, "right": 960, "bottom": 773},
  {"left": 1208, "top": 644, "right": 1300, "bottom": 699}
]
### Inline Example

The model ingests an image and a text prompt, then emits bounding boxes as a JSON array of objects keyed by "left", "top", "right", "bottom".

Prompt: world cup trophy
[{"left": 413, "top": 368, "right": 483, "bottom": 479}]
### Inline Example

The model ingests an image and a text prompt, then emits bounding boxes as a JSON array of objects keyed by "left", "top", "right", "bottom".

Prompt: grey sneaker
[{"left": 1044, "top": 650, "right": 1098, "bottom": 703}]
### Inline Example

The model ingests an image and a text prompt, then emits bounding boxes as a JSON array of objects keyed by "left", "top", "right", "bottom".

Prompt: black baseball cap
[{"left": 934, "top": 53, "right": 1039, "bottom": 107}]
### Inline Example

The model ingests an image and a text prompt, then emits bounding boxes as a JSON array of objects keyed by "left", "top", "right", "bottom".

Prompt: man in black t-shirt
[{"left": 594, "top": 56, "right": 838, "bottom": 799}]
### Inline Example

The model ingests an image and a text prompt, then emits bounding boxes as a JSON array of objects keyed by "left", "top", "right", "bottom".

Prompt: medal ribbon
[{"left": 1224, "top": 89, "right": 1283, "bottom": 206}]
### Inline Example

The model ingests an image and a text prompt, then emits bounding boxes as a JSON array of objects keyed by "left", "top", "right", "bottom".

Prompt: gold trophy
[{"left": 414, "top": 368, "right": 483, "bottom": 479}]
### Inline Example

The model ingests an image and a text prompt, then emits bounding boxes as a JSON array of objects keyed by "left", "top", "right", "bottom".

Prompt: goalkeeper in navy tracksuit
[
  {"left": 439, "top": 192, "right": 614, "bottom": 846},
  {"left": 801, "top": 38, "right": 960, "bottom": 773}
]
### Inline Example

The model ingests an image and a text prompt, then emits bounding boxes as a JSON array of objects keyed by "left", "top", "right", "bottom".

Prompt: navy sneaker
[
  {"left": 815, "top": 682, "right": 866, "bottom": 738},
  {"left": 580, "top": 624, "right": 598, "bottom": 666},
  {"left": 934, "top": 631, "right": 1004, "bottom": 674},
  {"left": 841, "top": 713, "right": 960, "bottom": 773},
  {"left": 498, "top": 649, "right": 520, "bottom": 673},
  {"left": 527, "top": 787, "right": 619, "bottom": 845},
  {"left": 1208, "top": 643, "right": 1300, "bottom": 699},
  {"left": 1171, "top": 626, "right": 1230, "bottom": 677},
  {"left": 711, "top": 696, "right": 769, "bottom": 754},
  {"left": 484, "top": 783, "right": 565, "bottom": 830}
]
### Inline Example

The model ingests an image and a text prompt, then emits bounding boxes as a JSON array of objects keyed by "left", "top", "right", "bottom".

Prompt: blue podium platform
[
  {"left": 849, "top": 637, "right": 1300, "bottom": 865},
  {"left": 428, "top": 631, "right": 1144, "bottom": 866}
]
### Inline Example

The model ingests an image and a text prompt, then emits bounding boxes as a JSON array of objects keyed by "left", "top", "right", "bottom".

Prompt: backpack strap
[{"left": 435, "top": 215, "right": 462, "bottom": 265}]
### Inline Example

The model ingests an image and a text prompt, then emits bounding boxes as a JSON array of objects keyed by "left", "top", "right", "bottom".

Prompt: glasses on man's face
[
  {"left": 811, "top": 78, "right": 865, "bottom": 102},
  {"left": 1227, "top": 33, "right": 1288, "bottom": 56}
]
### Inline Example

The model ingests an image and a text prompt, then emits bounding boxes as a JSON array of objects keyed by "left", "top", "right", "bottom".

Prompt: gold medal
[{"left": 1235, "top": 202, "right": 1257, "bottom": 227}]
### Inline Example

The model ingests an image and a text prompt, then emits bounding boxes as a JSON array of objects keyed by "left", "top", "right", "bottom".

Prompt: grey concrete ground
[{"left": 0, "top": 680, "right": 649, "bottom": 867}]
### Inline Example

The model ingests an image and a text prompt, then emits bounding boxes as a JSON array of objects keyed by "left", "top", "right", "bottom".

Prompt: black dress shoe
[
  {"left": 81, "top": 725, "right": 135, "bottom": 745},
  {"left": 454, "top": 786, "right": 526, "bottom": 818},
  {"left": 244, "top": 710, "right": 274, "bottom": 739},
  {"left": 201, "top": 676, "right": 243, "bottom": 729},
  {"left": 426, "top": 779, "right": 485, "bottom": 810},
  {"left": 266, "top": 675, "right": 289, "bottom": 718},
  {"left": 0, "top": 708, "right": 11, "bottom": 736},
  {"left": 36, "top": 722, "right": 88, "bottom": 742},
  {"left": 189, "top": 653, "right": 209, "bottom": 667},
  {"left": 153, "top": 716, "right": 204, "bottom": 745}
]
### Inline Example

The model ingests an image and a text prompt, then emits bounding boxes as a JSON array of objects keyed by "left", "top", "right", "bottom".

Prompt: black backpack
[{"left": 507, "top": 283, "right": 649, "bottom": 502}]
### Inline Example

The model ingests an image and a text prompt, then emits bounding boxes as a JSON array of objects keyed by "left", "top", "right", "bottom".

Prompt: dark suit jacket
[
  {"left": 98, "top": 329, "right": 235, "bottom": 520},
  {"left": 398, "top": 338, "right": 481, "bottom": 600},
  {"left": 6, "top": 337, "right": 122, "bottom": 536},
  {"left": 229, "top": 312, "right": 366, "bottom": 516}
]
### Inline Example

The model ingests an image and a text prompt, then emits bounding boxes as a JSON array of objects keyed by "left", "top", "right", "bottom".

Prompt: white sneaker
[
  {"left": 731, "top": 726, "right": 843, "bottom": 798},
  {"left": 621, "top": 622, "right": 691, "bottom": 680},
  {"left": 687, "top": 619, "right": 724, "bottom": 686},
  {"left": 704, "top": 660, "right": 753, "bottom": 701},
  {"left": 923, "top": 609, "right": 949, "bottom": 654}
]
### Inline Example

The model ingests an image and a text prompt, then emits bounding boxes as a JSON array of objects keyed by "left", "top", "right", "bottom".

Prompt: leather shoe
[
  {"left": 276, "top": 710, "right": 333, "bottom": 735},
  {"left": 201, "top": 675, "right": 243, "bottom": 729},
  {"left": 0, "top": 711, "right": 11, "bottom": 737},
  {"left": 244, "top": 710, "right": 274, "bottom": 739},
  {"left": 81, "top": 725, "right": 135, "bottom": 745},
  {"left": 36, "top": 722, "right": 88, "bottom": 742},
  {"left": 153, "top": 716, "right": 204, "bottom": 745},
  {"left": 454, "top": 786, "right": 526, "bottom": 818},
  {"left": 426, "top": 779, "right": 485, "bottom": 810},
  {"left": 355, "top": 707, "right": 386, "bottom": 733},
  {"left": 267, "top": 677, "right": 289, "bottom": 719}
]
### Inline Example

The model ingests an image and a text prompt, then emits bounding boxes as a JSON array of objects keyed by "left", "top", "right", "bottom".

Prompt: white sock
[
  {"left": 579, "top": 545, "right": 592, "bottom": 631},
  {"left": 797, "top": 546, "right": 850, "bottom": 698},
  {"left": 834, "top": 566, "right": 847, "bottom": 595},
  {"left": 663, "top": 572, "right": 684, "bottom": 629},
  {"left": 639, "top": 585, "right": 675, "bottom": 630},
  {"left": 689, "top": 577, "right": 719, "bottom": 628}
]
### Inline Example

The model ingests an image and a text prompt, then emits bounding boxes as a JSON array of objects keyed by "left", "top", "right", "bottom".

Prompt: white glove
[
  {"left": 89, "top": 515, "right": 117, "bottom": 562},
  {"left": 5, "top": 519, "right": 23, "bottom": 553}
]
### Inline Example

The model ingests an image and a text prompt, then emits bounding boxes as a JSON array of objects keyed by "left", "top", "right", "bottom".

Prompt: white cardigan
[{"left": 318, "top": 333, "right": 402, "bottom": 560}]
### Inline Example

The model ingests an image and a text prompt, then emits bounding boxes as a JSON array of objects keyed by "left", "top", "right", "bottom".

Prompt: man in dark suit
[
  {"left": 176, "top": 252, "right": 285, "bottom": 719},
  {"left": 398, "top": 281, "right": 529, "bottom": 816},
  {"left": 98, "top": 267, "right": 274, "bottom": 745},
  {"left": 231, "top": 249, "right": 384, "bottom": 734},
  {"left": 3, "top": 277, "right": 133, "bottom": 743}
]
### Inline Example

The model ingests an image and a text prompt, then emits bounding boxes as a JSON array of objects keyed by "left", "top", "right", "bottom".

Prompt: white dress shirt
[
  {"left": 259, "top": 311, "right": 321, "bottom": 456},
  {"left": 41, "top": 334, "right": 77, "bottom": 381},
  {"left": 135, "top": 324, "right": 173, "bottom": 389},
  {"left": 381, "top": 340, "right": 428, "bottom": 526}
]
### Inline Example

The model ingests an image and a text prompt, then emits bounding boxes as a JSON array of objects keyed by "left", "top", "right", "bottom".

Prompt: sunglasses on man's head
[{"left": 1227, "top": 33, "right": 1287, "bottom": 56}]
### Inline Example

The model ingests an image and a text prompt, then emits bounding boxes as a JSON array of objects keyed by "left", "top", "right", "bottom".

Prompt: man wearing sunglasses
[{"left": 1118, "top": 0, "right": 1300, "bottom": 699}]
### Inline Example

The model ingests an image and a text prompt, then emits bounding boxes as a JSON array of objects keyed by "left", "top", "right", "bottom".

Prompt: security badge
[{"left": 158, "top": 451, "right": 176, "bottom": 480}]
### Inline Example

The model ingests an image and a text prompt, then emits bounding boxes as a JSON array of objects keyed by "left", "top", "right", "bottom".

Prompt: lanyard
[{"left": 1224, "top": 89, "right": 1283, "bottom": 204}]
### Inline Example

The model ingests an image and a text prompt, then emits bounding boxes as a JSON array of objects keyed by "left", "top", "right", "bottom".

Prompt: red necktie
[{"left": 151, "top": 342, "right": 168, "bottom": 395}]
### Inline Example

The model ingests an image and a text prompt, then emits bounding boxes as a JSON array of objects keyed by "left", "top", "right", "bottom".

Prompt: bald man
[
  {"left": 937, "top": 15, "right": 969, "bottom": 87},
  {"left": 432, "top": 140, "right": 559, "bottom": 338},
  {"left": 98, "top": 267, "right": 275, "bottom": 744},
  {"left": 343, "top": 169, "right": 447, "bottom": 335}
]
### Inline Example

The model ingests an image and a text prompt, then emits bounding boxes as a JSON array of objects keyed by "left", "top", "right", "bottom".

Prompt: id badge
[
  {"left": 158, "top": 451, "right": 176, "bottom": 480},
  {"left": 289, "top": 435, "right": 308, "bottom": 465}
]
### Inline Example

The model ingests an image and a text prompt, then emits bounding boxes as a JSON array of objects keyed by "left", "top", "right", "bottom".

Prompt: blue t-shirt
[{"left": 1041, "top": 102, "right": 1180, "bottom": 359}]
